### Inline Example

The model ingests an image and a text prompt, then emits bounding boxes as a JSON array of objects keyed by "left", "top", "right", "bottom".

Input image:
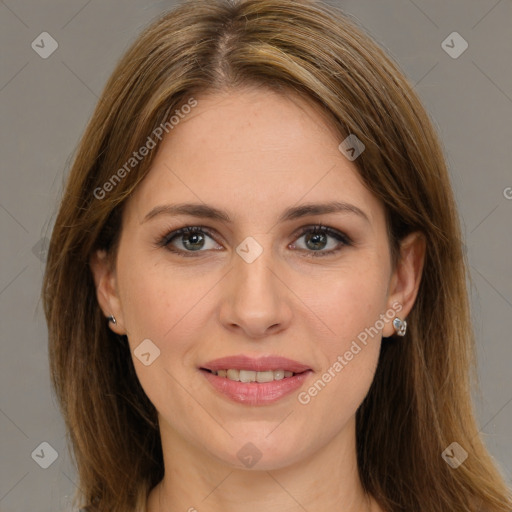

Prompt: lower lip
[{"left": 201, "top": 369, "right": 313, "bottom": 405}]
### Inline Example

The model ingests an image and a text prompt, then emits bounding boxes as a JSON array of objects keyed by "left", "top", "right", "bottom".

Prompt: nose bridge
[
  {"left": 233, "top": 234, "right": 277, "bottom": 297},
  {"left": 220, "top": 233, "right": 290, "bottom": 334}
]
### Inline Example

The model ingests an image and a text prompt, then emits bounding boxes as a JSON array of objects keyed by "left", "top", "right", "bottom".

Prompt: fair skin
[{"left": 91, "top": 87, "right": 425, "bottom": 512}]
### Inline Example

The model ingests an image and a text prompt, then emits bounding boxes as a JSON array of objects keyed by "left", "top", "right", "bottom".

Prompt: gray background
[{"left": 1, "top": 0, "right": 511, "bottom": 510}]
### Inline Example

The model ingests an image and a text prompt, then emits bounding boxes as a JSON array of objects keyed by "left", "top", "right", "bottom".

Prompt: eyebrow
[{"left": 143, "top": 200, "right": 370, "bottom": 225}]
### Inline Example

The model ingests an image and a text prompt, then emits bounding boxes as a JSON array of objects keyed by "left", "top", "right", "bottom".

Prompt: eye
[
  {"left": 156, "top": 224, "right": 351, "bottom": 258},
  {"left": 290, "top": 224, "right": 351, "bottom": 257},
  {"left": 157, "top": 226, "right": 221, "bottom": 256}
]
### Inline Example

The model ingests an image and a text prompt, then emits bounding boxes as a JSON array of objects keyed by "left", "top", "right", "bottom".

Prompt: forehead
[{"left": 125, "top": 88, "right": 383, "bottom": 229}]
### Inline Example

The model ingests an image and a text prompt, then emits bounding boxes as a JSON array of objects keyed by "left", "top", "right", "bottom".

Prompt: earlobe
[
  {"left": 89, "top": 249, "right": 126, "bottom": 334},
  {"left": 383, "top": 231, "right": 426, "bottom": 337}
]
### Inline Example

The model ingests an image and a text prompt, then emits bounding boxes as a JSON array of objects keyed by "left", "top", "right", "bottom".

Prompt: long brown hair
[{"left": 42, "top": 0, "right": 512, "bottom": 510}]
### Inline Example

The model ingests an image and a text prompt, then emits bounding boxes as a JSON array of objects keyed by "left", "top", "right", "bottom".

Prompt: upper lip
[{"left": 201, "top": 355, "right": 311, "bottom": 373}]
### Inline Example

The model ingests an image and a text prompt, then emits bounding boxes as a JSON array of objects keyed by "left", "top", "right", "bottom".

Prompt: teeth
[
  {"left": 226, "top": 369, "right": 239, "bottom": 381},
  {"left": 239, "top": 370, "right": 256, "bottom": 382},
  {"left": 213, "top": 369, "right": 297, "bottom": 382}
]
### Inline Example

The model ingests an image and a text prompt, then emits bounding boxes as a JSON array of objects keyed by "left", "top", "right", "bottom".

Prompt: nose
[{"left": 218, "top": 238, "right": 293, "bottom": 339}]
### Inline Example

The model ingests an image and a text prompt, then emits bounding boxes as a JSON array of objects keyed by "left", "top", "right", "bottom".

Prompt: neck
[{"left": 147, "top": 415, "right": 378, "bottom": 512}]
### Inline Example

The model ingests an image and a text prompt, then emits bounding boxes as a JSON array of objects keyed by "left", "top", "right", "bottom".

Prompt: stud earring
[
  {"left": 393, "top": 317, "right": 407, "bottom": 336},
  {"left": 108, "top": 315, "right": 117, "bottom": 325}
]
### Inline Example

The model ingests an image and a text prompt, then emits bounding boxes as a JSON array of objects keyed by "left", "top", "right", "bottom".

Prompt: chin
[{"left": 208, "top": 432, "right": 309, "bottom": 471}]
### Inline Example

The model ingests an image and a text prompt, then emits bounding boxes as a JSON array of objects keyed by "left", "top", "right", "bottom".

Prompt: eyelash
[{"left": 156, "top": 224, "right": 352, "bottom": 258}]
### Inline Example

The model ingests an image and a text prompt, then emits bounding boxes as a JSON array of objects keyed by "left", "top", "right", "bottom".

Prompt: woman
[{"left": 42, "top": 0, "right": 512, "bottom": 511}]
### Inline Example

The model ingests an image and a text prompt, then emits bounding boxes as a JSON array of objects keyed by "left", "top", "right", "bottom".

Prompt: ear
[
  {"left": 89, "top": 249, "right": 126, "bottom": 335},
  {"left": 382, "top": 231, "right": 426, "bottom": 337}
]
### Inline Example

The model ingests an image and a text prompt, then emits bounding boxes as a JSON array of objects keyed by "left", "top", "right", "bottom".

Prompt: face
[{"left": 93, "top": 87, "right": 418, "bottom": 470}]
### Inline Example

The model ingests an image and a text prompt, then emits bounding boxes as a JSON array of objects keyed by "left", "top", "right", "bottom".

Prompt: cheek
[
  {"left": 303, "top": 260, "right": 389, "bottom": 349},
  {"left": 297, "top": 260, "right": 388, "bottom": 405},
  {"left": 117, "top": 250, "right": 218, "bottom": 353},
  {"left": 117, "top": 262, "right": 168, "bottom": 341},
  {"left": 115, "top": 252, "right": 211, "bottom": 423}
]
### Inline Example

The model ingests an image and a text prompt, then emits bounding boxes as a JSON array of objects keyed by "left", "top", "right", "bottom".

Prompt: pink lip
[
  {"left": 201, "top": 369, "right": 313, "bottom": 405},
  {"left": 201, "top": 355, "right": 311, "bottom": 373}
]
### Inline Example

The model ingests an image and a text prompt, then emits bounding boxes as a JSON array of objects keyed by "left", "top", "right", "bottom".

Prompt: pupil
[
  {"left": 307, "top": 232, "right": 326, "bottom": 250},
  {"left": 184, "top": 233, "right": 204, "bottom": 250}
]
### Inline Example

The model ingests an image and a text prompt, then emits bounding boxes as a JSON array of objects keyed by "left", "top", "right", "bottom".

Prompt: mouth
[
  {"left": 201, "top": 354, "right": 311, "bottom": 374},
  {"left": 199, "top": 355, "right": 313, "bottom": 405},
  {"left": 201, "top": 368, "right": 305, "bottom": 382}
]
